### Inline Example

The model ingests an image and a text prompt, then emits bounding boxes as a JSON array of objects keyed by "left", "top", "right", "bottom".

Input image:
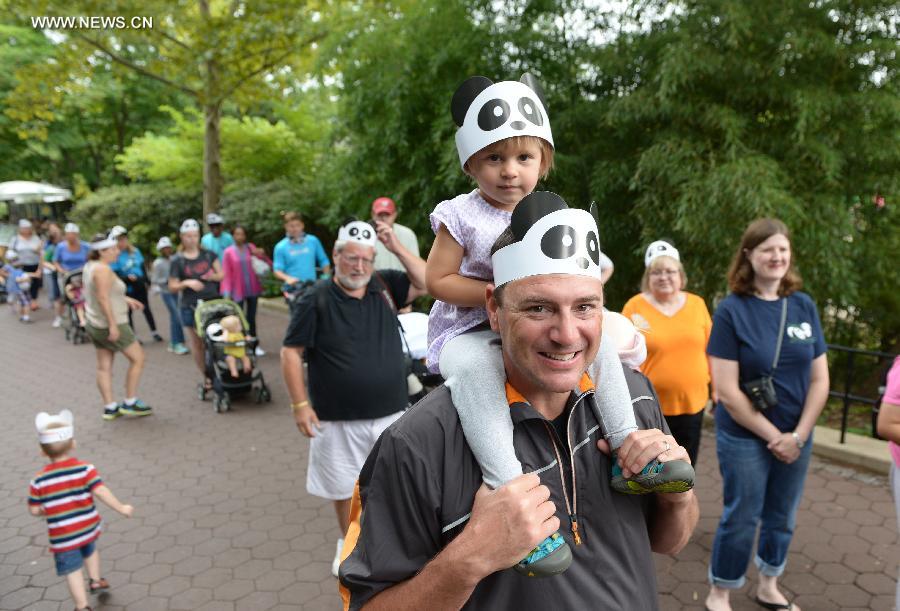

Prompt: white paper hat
[
  {"left": 180, "top": 219, "right": 200, "bottom": 234},
  {"left": 109, "top": 225, "right": 128, "bottom": 239},
  {"left": 35, "top": 409, "right": 74, "bottom": 444},
  {"left": 64, "top": 222, "right": 79, "bottom": 234},
  {"left": 156, "top": 236, "right": 173, "bottom": 251},
  {"left": 18, "top": 219, "right": 32, "bottom": 229},
  {"left": 492, "top": 192, "right": 603, "bottom": 287},
  {"left": 452, "top": 73, "right": 554, "bottom": 168},
  {"left": 337, "top": 220, "right": 376, "bottom": 247},
  {"left": 644, "top": 240, "right": 680, "bottom": 267},
  {"left": 5, "top": 249, "right": 18, "bottom": 261},
  {"left": 206, "top": 213, "right": 224, "bottom": 225},
  {"left": 90, "top": 236, "right": 116, "bottom": 251}
]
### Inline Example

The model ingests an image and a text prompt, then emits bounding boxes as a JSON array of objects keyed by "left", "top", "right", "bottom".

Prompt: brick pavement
[{"left": 0, "top": 296, "right": 896, "bottom": 610}]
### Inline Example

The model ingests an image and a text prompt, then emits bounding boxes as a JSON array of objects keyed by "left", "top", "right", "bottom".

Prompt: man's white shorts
[{"left": 306, "top": 411, "right": 405, "bottom": 500}]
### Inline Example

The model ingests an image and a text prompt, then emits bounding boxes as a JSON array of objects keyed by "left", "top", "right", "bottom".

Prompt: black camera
[{"left": 740, "top": 376, "right": 778, "bottom": 411}]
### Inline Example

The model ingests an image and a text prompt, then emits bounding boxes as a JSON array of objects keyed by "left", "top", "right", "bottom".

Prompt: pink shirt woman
[{"left": 219, "top": 225, "right": 272, "bottom": 345}]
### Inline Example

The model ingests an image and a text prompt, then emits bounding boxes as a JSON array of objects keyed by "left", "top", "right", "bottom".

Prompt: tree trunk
[
  {"left": 200, "top": 0, "right": 222, "bottom": 223},
  {"left": 203, "top": 101, "right": 222, "bottom": 221}
]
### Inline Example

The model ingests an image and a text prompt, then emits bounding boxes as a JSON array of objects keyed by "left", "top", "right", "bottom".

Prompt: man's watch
[{"left": 791, "top": 432, "right": 804, "bottom": 449}]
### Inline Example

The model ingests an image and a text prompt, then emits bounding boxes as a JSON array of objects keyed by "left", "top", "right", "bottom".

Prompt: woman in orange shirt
[{"left": 622, "top": 240, "right": 711, "bottom": 465}]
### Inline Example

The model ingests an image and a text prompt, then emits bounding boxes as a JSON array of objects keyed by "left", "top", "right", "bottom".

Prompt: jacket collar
[{"left": 505, "top": 373, "right": 595, "bottom": 424}]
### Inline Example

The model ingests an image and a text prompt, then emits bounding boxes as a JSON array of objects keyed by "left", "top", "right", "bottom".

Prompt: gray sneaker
[{"left": 611, "top": 458, "right": 695, "bottom": 495}]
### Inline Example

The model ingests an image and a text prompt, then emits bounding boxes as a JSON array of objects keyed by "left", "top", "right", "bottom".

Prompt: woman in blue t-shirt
[
  {"left": 704, "top": 219, "right": 829, "bottom": 611},
  {"left": 110, "top": 226, "right": 162, "bottom": 342}
]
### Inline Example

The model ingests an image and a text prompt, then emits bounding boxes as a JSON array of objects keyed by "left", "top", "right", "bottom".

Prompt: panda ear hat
[
  {"left": 492, "top": 191, "right": 603, "bottom": 287},
  {"left": 337, "top": 220, "right": 377, "bottom": 248},
  {"left": 452, "top": 73, "right": 554, "bottom": 168}
]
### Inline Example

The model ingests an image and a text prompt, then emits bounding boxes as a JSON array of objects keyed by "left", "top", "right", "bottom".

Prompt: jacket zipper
[{"left": 540, "top": 393, "right": 585, "bottom": 545}]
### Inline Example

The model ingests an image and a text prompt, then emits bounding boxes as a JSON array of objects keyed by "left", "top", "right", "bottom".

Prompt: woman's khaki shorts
[{"left": 86, "top": 323, "right": 136, "bottom": 352}]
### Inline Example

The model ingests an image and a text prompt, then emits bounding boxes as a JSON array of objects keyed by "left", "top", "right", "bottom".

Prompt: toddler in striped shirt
[{"left": 28, "top": 409, "right": 134, "bottom": 611}]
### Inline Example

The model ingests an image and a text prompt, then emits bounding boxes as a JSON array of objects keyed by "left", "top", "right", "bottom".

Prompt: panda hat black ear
[
  {"left": 510, "top": 191, "right": 568, "bottom": 241},
  {"left": 520, "top": 73, "right": 548, "bottom": 110},
  {"left": 451, "top": 76, "right": 494, "bottom": 127},
  {"left": 589, "top": 201, "right": 602, "bottom": 250}
]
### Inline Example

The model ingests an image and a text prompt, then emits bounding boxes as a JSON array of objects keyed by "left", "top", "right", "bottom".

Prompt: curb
[{"left": 260, "top": 296, "right": 290, "bottom": 314}]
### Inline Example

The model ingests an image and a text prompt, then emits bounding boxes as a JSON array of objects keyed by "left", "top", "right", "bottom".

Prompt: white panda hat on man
[
  {"left": 452, "top": 73, "right": 554, "bottom": 168},
  {"left": 492, "top": 192, "right": 603, "bottom": 287},
  {"left": 337, "top": 220, "right": 377, "bottom": 248}
]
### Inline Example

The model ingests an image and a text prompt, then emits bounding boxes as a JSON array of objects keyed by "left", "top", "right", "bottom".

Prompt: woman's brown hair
[{"left": 726, "top": 218, "right": 802, "bottom": 297}]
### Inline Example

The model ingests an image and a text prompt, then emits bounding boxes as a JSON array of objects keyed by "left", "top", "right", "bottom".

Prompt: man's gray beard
[{"left": 336, "top": 272, "right": 370, "bottom": 290}]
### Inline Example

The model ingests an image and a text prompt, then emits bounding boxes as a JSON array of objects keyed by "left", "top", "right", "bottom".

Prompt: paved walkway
[{"left": 0, "top": 296, "right": 896, "bottom": 610}]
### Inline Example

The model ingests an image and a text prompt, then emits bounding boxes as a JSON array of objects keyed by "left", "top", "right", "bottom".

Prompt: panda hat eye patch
[
  {"left": 452, "top": 73, "right": 554, "bottom": 168},
  {"left": 492, "top": 191, "right": 604, "bottom": 287}
]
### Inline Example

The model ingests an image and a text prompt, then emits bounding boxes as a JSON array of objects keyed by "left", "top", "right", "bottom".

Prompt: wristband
[
  {"left": 291, "top": 401, "right": 310, "bottom": 412},
  {"left": 791, "top": 431, "right": 804, "bottom": 449}
]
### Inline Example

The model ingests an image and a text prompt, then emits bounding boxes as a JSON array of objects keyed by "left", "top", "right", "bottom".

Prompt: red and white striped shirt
[{"left": 28, "top": 457, "right": 103, "bottom": 553}]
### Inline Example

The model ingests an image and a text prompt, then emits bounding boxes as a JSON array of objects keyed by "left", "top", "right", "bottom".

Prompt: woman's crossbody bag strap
[{"left": 771, "top": 298, "right": 788, "bottom": 372}]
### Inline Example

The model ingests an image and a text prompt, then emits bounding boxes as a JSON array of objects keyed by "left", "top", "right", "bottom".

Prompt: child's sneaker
[
  {"left": 610, "top": 458, "right": 695, "bottom": 495},
  {"left": 102, "top": 406, "right": 121, "bottom": 421},
  {"left": 513, "top": 532, "right": 572, "bottom": 577},
  {"left": 120, "top": 400, "right": 152, "bottom": 417}
]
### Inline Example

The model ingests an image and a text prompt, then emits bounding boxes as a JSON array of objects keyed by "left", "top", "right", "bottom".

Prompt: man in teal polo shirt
[
  {"left": 273, "top": 211, "right": 331, "bottom": 294},
  {"left": 200, "top": 213, "right": 234, "bottom": 259}
]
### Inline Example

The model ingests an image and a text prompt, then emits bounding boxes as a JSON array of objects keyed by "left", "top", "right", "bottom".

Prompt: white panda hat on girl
[
  {"left": 492, "top": 192, "right": 603, "bottom": 287},
  {"left": 451, "top": 73, "right": 554, "bottom": 168}
]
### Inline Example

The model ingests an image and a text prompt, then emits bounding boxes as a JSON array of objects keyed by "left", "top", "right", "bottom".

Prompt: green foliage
[
  {"left": 323, "top": 0, "right": 900, "bottom": 349},
  {"left": 70, "top": 183, "right": 201, "bottom": 252},
  {"left": 219, "top": 178, "right": 335, "bottom": 255},
  {"left": 116, "top": 105, "right": 325, "bottom": 189}
]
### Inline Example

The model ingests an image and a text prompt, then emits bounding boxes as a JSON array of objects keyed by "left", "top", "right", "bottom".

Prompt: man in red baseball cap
[{"left": 371, "top": 196, "right": 420, "bottom": 274}]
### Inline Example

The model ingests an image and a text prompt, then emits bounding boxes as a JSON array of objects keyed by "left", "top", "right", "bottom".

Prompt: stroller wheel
[
  {"left": 198, "top": 383, "right": 207, "bottom": 401},
  {"left": 217, "top": 392, "right": 231, "bottom": 413},
  {"left": 261, "top": 386, "right": 272, "bottom": 403}
]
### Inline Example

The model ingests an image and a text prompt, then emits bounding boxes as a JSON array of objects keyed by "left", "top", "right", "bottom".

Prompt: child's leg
[
  {"left": 84, "top": 548, "right": 101, "bottom": 582},
  {"left": 441, "top": 328, "right": 572, "bottom": 575},
  {"left": 76, "top": 305, "right": 87, "bottom": 326},
  {"left": 64, "top": 568, "right": 89, "bottom": 609},
  {"left": 225, "top": 355, "right": 238, "bottom": 378},
  {"left": 439, "top": 329, "right": 521, "bottom": 490},
  {"left": 241, "top": 355, "right": 252, "bottom": 372},
  {"left": 587, "top": 329, "right": 637, "bottom": 451}
]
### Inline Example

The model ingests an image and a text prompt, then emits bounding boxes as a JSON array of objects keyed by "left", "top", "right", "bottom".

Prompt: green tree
[
  {"left": 326, "top": 0, "right": 899, "bottom": 349},
  {"left": 6, "top": 0, "right": 338, "bottom": 218},
  {"left": 0, "top": 24, "right": 185, "bottom": 187}
]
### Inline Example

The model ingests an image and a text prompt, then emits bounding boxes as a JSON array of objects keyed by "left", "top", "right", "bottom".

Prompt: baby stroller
[
  {"left": 195, "top": 299, "right": 272, "bottom": 412},
  {"left": 61, "top": 269, "right": 88, "bottom": 345}
]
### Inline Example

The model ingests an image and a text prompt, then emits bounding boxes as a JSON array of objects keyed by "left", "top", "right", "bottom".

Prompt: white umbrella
[{"left": 0, "top": 181, "right": 72, "bottom": 204}]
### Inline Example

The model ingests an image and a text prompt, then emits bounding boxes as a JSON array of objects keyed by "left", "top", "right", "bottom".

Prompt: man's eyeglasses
[{"left": 341, "top": 254, "right": 375, "bottom": 267}]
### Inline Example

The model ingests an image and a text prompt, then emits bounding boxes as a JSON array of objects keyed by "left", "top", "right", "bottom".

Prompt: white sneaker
[
  {"left": 255, "top": 346, "right": 266, "bottom": 357},
  {"left": 52, "top": 316, "right": 62, "bottom": 328},
  {"left": 332, "top": 538, "right": 344, "bottom": 578}
]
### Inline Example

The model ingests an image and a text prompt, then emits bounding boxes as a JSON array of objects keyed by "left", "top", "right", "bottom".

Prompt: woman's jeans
[
  {"left": 160, "top": 291, "right": 185, "bottom": 344},
  {"left": 709, "top": 427, "right": 813, "bottom": 588}
]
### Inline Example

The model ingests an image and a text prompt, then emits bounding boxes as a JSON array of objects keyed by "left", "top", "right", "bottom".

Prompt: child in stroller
[
  {"left": 215, "top": 315, "right": 252, "bottom": 379},
  {"left": 195, "top": 299, "right": 271, "bottom": 412},
  {"left": 61, "top": 270, "right": 88, "bottom": 343}
]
